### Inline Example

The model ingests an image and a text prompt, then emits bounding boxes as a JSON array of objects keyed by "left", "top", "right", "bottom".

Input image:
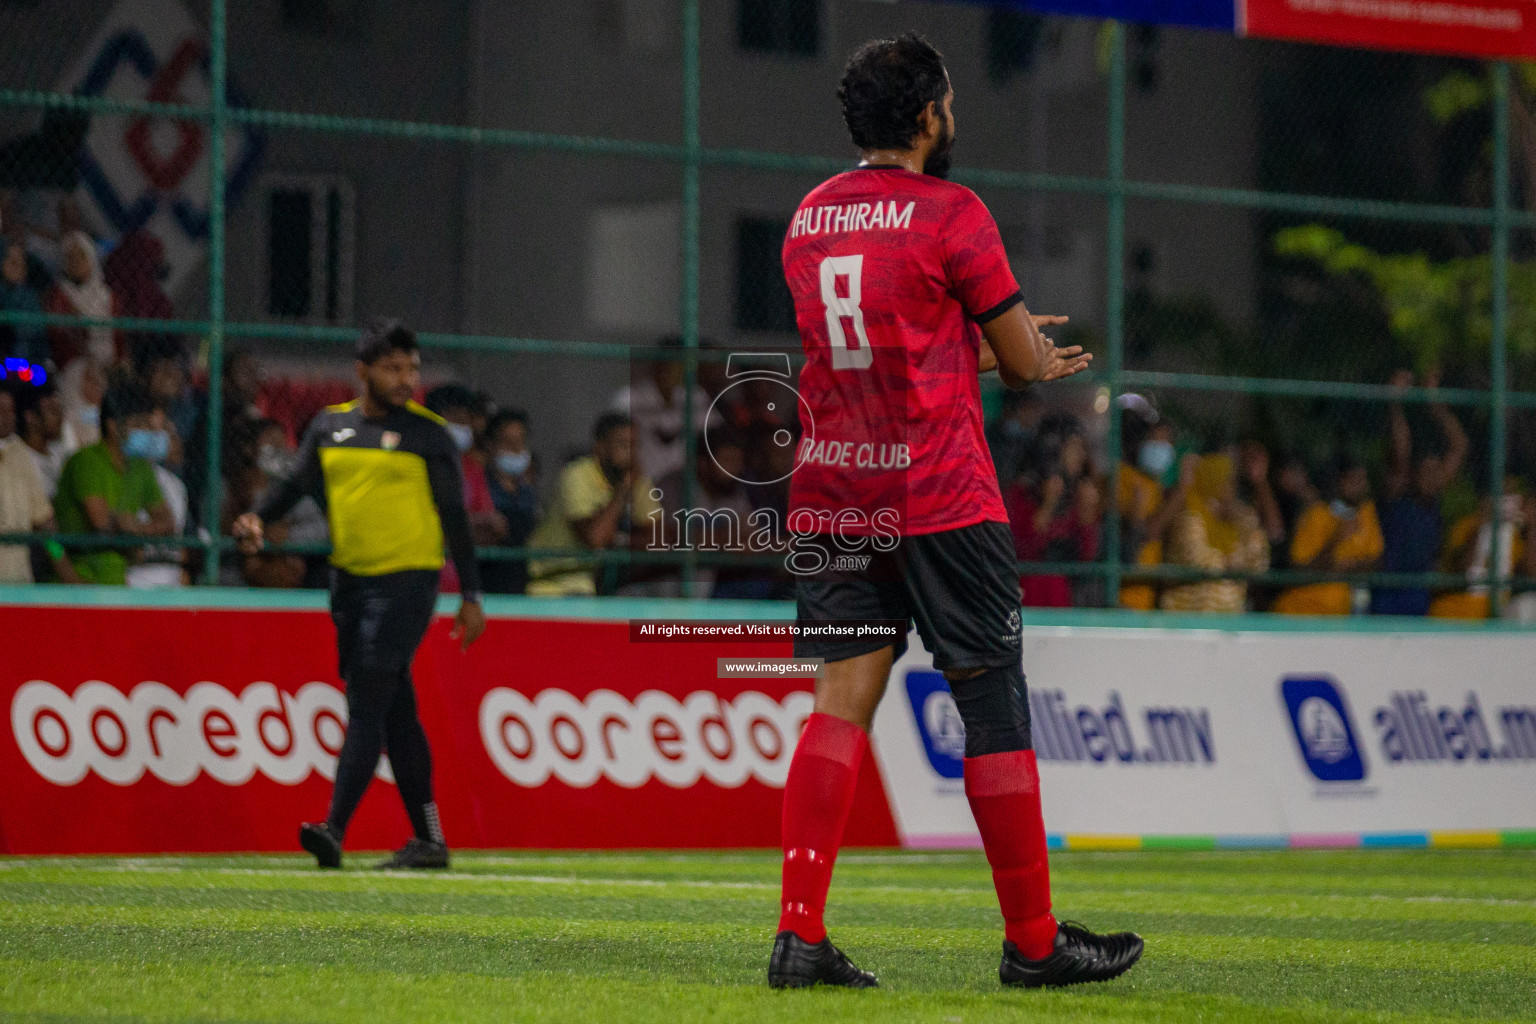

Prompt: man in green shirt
[{"left": 54, "top": 386, "right": 174, "bottom": 584}]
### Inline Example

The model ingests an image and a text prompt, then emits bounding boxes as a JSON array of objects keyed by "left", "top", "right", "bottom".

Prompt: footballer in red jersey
[{"left": 766, "top": 34, "right": 1144, "bottom": 991}]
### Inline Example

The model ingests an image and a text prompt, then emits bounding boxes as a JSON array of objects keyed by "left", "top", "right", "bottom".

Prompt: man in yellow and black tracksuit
[{"left": 235, "top": 319, "right": 485, "bottom": 870}]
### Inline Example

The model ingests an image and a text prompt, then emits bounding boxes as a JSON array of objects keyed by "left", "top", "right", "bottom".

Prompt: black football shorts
[{"left": 792, "top": 520, "right": 1023, "bottom": 673}]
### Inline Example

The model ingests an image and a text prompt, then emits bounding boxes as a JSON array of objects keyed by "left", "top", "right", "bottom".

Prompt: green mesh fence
[{"left": 0, "top": 1, "right": 1532, "bottom": 618}]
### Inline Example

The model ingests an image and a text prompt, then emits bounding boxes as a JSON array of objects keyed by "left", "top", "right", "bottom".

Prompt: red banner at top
[{"left": 1243, "top": 0, "right": 1536, "bottom": 58}]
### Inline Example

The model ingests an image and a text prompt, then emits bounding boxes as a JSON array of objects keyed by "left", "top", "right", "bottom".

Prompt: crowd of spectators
[
  {"left": 990, "top": 371, "right": 1536, "bottom": 620},
  {"left": 6, "top": 231, "right": 1536, "bottom": 620}
]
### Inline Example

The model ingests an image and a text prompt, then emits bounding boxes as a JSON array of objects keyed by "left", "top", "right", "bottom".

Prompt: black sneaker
[
  {"left": 375, "top": 838, "right": 450, "bottom": 870},
  {"left": 767, "top": 931, "right": 878, "bottom": 989},
  {"left": 299, "top": 822, "right": 342, "bottom": 869},
  {"left": 999, "top": 921, "right": 1144, "bottom": 988}
]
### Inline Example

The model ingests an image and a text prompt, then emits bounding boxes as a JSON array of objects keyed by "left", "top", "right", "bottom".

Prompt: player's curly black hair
[{"left": 838, "top": 33, "right": 949, "bottom": 152}]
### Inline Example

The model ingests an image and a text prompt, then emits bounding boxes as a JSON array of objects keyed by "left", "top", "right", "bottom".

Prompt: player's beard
[
  {"left": 366, "top": 378, "right": 411, "bottom": 411},
  {"left": 924, "top": 112, "right": 954, "bottom": 179}
]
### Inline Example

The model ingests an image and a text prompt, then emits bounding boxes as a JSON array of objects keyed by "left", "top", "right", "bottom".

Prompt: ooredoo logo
[
  {"left": 11, "top": 680, "right": 371, "bottom": 787},
  {"left": 478, "top": 688, "right": 813, "bottom": 789},
  {"left": 1281, "top": 676, "right": 1367, "bottom": 783}
]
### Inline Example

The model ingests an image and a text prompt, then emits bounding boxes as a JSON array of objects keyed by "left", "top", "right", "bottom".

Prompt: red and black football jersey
[{"left": 782, "top": 166, "right": 1022, "bottom": 536}]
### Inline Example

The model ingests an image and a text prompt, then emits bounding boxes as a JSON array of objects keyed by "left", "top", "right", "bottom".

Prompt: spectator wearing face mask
[
  {"left": 986, "top": 389, "right": 1044, "bottom": 488},
  {"left": 53, "top": 385, "right": 174, "bottom": 584},
  {"left": 1116, "top": 398, "right": 1196, "bottom": 610},
  {"left": 45, "top": 231, "right": 123, "bottom": 368},
  {"left": 482, "top": 408, "right": 538, "bottom": 594},
  {"left": 0, "top": 236, "right": 46, "bottom": 363},
  {"left": 424, "top": 384, "right": 507, "bottom": 592}
]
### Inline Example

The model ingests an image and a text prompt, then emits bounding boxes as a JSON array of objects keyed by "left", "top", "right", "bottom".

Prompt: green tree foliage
[{"left": 1272, "top": 224, "right": 1536, "bottom": 381}]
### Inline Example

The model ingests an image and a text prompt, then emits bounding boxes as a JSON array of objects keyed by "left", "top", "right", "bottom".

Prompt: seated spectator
[
  {"left": 0, "top": 384, "right": 73, "bottom": 583},
  {"left": 1116, "top": 397, "right": 1195, "bottom": 609},
  {"left": 526, "top": 412, "right": 661, "bottom": 596},
  {"left": 657, "top": 430, "right": 760, "bottom": 599},
  {"left": 1160, "top": 454, "right": 1269, "bottom": 613},
  {"left": 56, "top": 355, "right": 104, "bottom": 449},
  {"left": 1006, "top": 424, "right": 1099, "bottom": 608},
  {"left": 45, "top": 230, "right": 123, "bottom": 367},
  {"left": 1429, "top": 484, "right": 1524, "bottom": 620},
  {"left": 13, "top": 379, "right": 72, "bottom": 497},
  {"left": 0, "top": 236, "right": 46, "bottom": 362},
  {"left": 187, "top": 347, "right": 264, "bottom": 523},
  {"left": 1272, "top": 453, "right": 1320, "bottom": 567},
  {"left": 987, "top": 389, "right": 1044, "bottom": 488},
  {"left": 425, "top": 384, "right": 507, "bottom": 592},
  {"left": 53, "top": 385, "right": 174, "bottom": 584},
  {"left": 223, "top": 418, "right": 329, "bottom": 589},
  {"left": 1237, "top": 439, "right": 1287, "bottom": 552},
  {"left": 1502, "top": 494, "right": 1536, "bottom": 622},
  {"left": 139, "top": 348, "right": 200, "bottom": 460},
  {"left": 125, "top": 421, "right": 189, "bottom": 590},
  {"left": 610, "top": 335, "right": 714, "bottom": 488},
  {"left": 1373, "top": 370, "right": 1467, "bottom": 616},
  {"left": 103, "top": 230, "right": 175, "bottom": 362},
  {"left": 482, "top": 408, "right": 538, "bottom": 594},
  {"left": 1272, "top": 457, "right": 1382, "bottom": 615}
]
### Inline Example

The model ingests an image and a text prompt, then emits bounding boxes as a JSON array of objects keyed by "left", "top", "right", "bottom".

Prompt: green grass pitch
[{"left": 2, "top": 849, "right": 1533, "bottom": 1023}]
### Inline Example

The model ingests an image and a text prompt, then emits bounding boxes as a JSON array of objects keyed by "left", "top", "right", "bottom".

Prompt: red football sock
[
  {"left": 777, "top": 712, "right": 868, "bottom": 943},
  {"left": 964, "top": 749, "right": 1058, "bottom": 959}
]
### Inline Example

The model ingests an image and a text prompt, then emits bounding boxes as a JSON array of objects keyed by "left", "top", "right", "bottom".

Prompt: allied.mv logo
[
  {"left": 905, "top": 670, "right": 964, "bottom": 779},
  {"left": 1280, "top": 676, "right": 1367, "bottom": 782}
]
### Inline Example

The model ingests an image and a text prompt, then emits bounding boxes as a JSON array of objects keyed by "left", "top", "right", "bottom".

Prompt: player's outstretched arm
[{"left": 981, "top": 305, "right": 1091, "bottom": 389}]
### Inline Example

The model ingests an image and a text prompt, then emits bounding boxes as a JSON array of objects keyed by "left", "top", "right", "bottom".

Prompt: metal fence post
[
  {"left": 200, "top": 0, "right": 228, "bottom": 585},
  {"left": 1103, "top": 21, "right": 1127, "bottom": 605},
  {"left": 1489, "top": 60, "right": 1511, "bottom": 616},
  {"left": 680, "top": 0, "right": 702, "bottom": 597}
]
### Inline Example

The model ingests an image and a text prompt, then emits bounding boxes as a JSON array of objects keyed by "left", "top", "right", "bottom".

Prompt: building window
[
  {"left": 737, "top": 0, "right": 819, "bottom": 57},
  {"left": 586, "top": 202, "right": 682, "bottom": 333},
  {"left": 280, "top": 0, "right": 330, "bottom": 31},
  {"left": 986, "top": 9, "right": 1045, "bottom": 87},
  {"left": 261, "top": 175, "right": 355, "bottom": 324},
  {"left": 735, "top": 217, "right": 796, "bottom": 333}
]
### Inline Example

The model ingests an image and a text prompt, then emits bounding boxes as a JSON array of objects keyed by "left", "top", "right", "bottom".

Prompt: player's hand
[
  {"left": 451, "top": 600, "right": 486, "bottom": 651},
  {"left": 1038, "top": 344, "right": 1092, "bottom": 383},
  {"left": 232, "top": 513, "right": 265, "bottom": 555},
  {"left": 1031, "top": 314, "right": 1070, "bottom": 330}
]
